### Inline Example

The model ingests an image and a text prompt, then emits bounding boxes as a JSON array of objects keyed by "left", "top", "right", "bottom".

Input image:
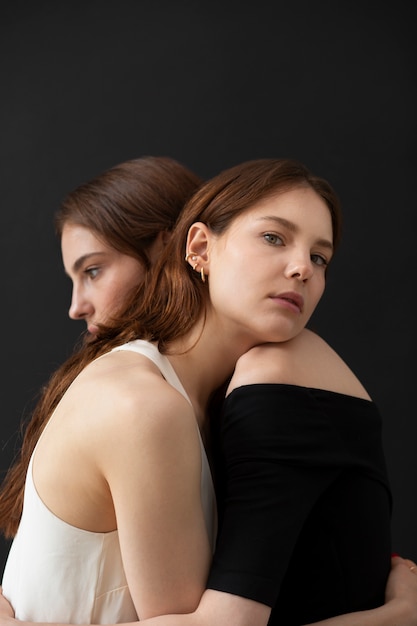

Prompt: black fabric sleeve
[
  {"left": 207, "top": 385, "right": 340, "bottom": 606},
  {"left": 207, "top": 384, "right": 392, "bottom": 612}
]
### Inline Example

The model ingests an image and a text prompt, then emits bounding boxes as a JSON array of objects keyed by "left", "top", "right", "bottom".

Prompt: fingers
[
  {"left": 392, "top": 554, "right": 417, "bottom": 574},
  {"left": 399, "top": 557, "right": 417, "bottom": 571}
]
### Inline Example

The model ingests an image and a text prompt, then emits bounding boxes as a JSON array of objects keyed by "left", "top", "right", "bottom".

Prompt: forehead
[
  {"left": 234, "top": 186, "right": 333, "bottom": 235},
  {"left": 61, "top": 223, "right": 111, "bottom": 256}
]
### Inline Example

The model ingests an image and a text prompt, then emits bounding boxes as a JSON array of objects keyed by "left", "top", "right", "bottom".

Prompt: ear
[{"left": 185, "top": 222, "right": 211, "bottom": 266}]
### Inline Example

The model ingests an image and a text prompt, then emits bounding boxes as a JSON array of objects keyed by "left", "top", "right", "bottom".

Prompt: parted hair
[{"left": 0, "top": 158, "right": 342, "bottom": 538}]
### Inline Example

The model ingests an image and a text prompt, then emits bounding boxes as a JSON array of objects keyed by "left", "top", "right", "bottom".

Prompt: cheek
[
  {"left": 98, "top": 289, "right": 121, "bottom": 316},
  {"left": 114, "top": 277, "right": 142, "bottom": 302},
  {"left": 113, "top": 263, "right": 145, "bottom": 294},
  {"left": 207, "top": 266, "right": 239, "bottom": 313},
  {"left": 102, "top": 275, "right": 141, "bottom": 312}
]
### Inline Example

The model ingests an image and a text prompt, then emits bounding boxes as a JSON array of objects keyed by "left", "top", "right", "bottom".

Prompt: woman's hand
[
  {"left": 0, "top": 558, "right": 416, "bottom": 626},
  {"left": 384, "top": 555, "right": 417, "bottom": 624}
]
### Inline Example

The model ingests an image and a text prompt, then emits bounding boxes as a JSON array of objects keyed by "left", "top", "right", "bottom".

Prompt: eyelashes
[
  {"left": 263, "top": 233, "right": 284, "bottom": 246},
  {"left": 83, "top": 266, "right": 101, "bottom": 279},
  {"left": 263, "top": 233, "right": 329, "bottom": 267},
  {"left": 311, "top": 254, "right": 328, "bottom": 267}
]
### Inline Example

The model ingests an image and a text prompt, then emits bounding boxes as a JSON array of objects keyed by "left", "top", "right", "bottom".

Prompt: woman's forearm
[
  {"left": 1, "top": 558, "right": 417, "bottom": 626},
  {"left": 2, "top": 595, "right": 414, "bottom": 626}
]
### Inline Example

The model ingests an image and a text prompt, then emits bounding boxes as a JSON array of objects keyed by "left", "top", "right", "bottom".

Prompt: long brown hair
[
  {"left": 0, "top": 158, "right": 342, "bottom": 538},
  {"left": 55, "top": 155, "right": 203, "bottom": 270}
]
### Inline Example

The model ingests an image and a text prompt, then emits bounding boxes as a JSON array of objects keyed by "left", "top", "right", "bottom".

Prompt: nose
[
  {"left": 284, "top": 254, "right": 314, "bottom": 282},
  {"left": 68, "top": 287, "right": 93, "bottom": 321}
]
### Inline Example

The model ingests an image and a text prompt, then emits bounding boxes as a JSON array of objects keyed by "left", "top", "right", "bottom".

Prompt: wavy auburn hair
[
  {"left": 55, "top": 155, "right": 203, "bottom": 270},
  {"left": 0, "top": 158, "right": 342, "bottom": 538}
]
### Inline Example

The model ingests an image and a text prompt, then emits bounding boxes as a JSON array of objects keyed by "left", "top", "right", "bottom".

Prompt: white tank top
[{"left": 2, "top": 340, "right": 217, "bottom": 623}]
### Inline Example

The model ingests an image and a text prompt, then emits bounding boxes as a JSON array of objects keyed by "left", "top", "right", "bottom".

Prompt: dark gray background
[{"left": 1, "top": 0, "right": 415, "bottom": 575}]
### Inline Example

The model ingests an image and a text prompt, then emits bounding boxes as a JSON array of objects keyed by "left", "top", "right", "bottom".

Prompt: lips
[
  {"left": 274, "top": 291, "right": 304, "bottom": 313},
  {"left": 87, "top": 323, "right": 100, "bottom": 335}
]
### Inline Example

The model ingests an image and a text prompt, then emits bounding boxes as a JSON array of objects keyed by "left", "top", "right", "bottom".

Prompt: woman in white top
[{"left": 1, "top": 154, "right": 207, "bottom": 622}]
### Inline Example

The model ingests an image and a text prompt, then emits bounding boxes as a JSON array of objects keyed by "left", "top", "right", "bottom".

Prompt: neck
[{"left": 165, "top": 311, "right": 259, "bottom": 428}]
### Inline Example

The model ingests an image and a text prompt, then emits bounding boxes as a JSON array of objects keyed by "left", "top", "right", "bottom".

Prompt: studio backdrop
[{"left": 0, "top": 0, "right": 415, "bottom": 573}]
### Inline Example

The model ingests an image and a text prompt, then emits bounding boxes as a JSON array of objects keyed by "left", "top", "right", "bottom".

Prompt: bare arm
[
  {"left": 98, "top": 367, "right": 212, "bottom": 618},
  {"left": 137, "top": 557, "right": 417, "bottom": 626},
  {"left": 0, "top": 350, "right": 212, "bottom": 623},
  {"left": 1, "top": 557, "right": 417, "bottom": 626},
  {"left": 2, "top": 338, "right": 415, "bottom": 625}
]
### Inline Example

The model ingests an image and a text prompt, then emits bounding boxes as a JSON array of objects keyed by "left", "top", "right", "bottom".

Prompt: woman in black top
[{"left": 208, "top": 329, "right": 394, "bottom": 624}]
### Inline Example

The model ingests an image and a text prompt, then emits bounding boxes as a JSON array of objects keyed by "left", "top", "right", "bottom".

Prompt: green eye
[
  {"left": 311, "top": 254, "right": 328, "bottom": 267},
  {"left": 264, "top": 233, "right": 283, "bottom": 245},
  {"left": 85, "top": 267, "right": 100, "bottom": 279}
]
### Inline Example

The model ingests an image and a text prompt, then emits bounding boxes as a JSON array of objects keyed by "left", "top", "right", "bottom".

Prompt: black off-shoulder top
[{"left": 207, "top": 384, "right": 392, "bottom": 625}]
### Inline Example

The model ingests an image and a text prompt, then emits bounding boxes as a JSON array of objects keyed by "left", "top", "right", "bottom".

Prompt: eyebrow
[
  {"left": 257, "top": 215, "right": 334, "bottom": 251},
  {"left": 71, "top": 252, "right": 107, "bottom": 273}
]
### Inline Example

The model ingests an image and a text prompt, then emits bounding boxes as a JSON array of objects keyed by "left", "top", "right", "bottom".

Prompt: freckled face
[
  {"left": 61, "top": 224, "right": 146, "bottom": 335},
  {"left": 206, "top": 186, "right": 334, "bottom": 347}
]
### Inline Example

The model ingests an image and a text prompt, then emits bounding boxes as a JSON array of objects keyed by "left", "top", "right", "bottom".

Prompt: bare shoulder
[
  {"left": 229, "top": 329, "right": 371, "bottom": 400},
  {"left": 62, "top": 348, "right": 197, "bottom": 453},
  {"left": 34, "top": 348, "right": 201, "bottom": 533}
]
